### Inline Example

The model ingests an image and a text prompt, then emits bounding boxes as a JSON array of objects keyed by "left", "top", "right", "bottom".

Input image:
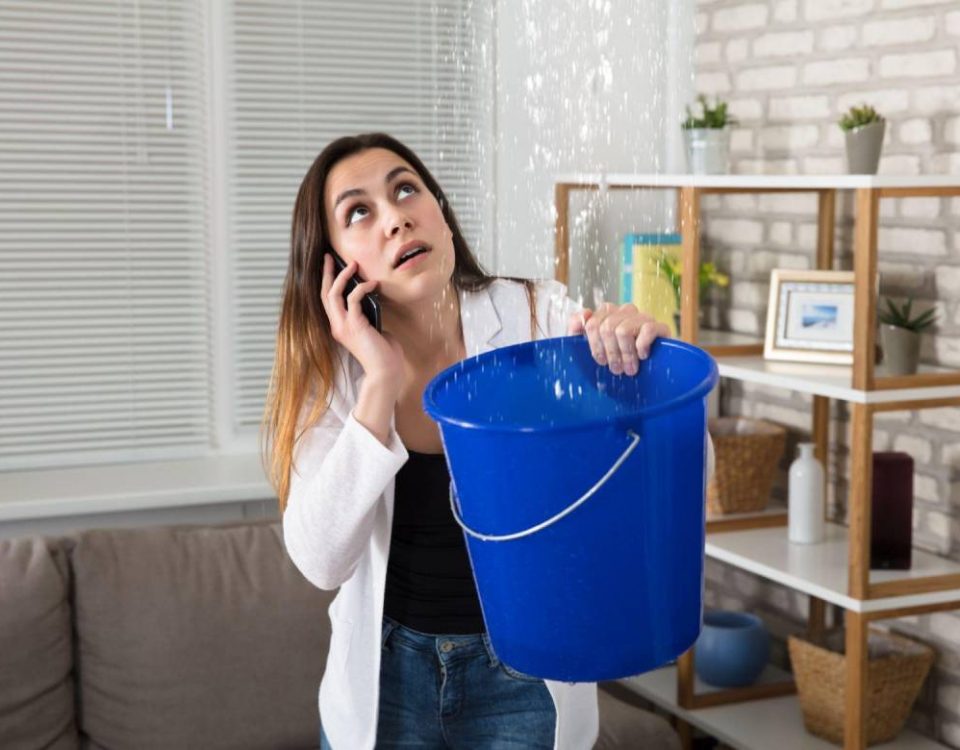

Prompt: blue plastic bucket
[{"left": 423, "top": 335, "right": 718, "bottom": 682}]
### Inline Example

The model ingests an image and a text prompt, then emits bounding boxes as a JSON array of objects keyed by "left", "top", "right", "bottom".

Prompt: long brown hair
[{"left": 262, "top": 133, "right": 536, "bottom": 511}]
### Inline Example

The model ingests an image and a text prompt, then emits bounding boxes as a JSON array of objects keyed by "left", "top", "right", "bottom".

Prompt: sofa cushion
[
  {"left": 71, "top": 520, "right": 332, "bottom": 750},
  {"left": 0, "top": 536, "right": 78, "bottom": 750}
]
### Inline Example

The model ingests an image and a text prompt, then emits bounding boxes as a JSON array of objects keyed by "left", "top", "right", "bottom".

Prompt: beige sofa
[{"left": 0, "top": 520, "right": 680, "bottom": 749}]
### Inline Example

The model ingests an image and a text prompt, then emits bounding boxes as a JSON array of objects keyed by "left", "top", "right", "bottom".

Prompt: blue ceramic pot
[{"left": 694, "top": 610, "right": 770, "bottom": 688}]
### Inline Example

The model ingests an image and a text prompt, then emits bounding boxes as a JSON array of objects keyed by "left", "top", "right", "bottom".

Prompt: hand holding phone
[{"left": 332, "top": 252, "right": 382, "bottom": 332}]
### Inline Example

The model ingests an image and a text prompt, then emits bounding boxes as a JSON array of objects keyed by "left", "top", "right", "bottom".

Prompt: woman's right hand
[{"left": 321, "top": 253, "right": 404, "bottom": 393}]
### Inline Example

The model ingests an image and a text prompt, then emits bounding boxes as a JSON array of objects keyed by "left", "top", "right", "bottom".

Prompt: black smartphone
[{"left": 331, "top": 252, "right": 382, "bottom": 332}]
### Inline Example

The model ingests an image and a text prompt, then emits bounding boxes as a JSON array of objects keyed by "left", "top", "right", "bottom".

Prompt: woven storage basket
[
  {"left": 788, "top": 629, "right": 934, "bottom": 746},
  {"left": 707, "top": 417, "right": 786, "bottom": 515}
]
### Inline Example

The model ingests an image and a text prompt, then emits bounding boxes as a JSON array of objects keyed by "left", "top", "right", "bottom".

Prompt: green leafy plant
[
  {"left": 682, "top": 94, "right": 738, "bottom": 130},
  {"left": 838, "top": 104, "right": 884, "bottom": 132},
  {"left": 655, "top": 251, "right": 730, "bottom": 310},
  {"left": 878, "top": 297, "right": 937, "bottom": 333}
]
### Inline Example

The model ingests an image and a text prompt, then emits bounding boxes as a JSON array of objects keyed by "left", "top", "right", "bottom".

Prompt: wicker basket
[
  {"left": 788, "top": 629, "right": 934, "bottom": 746},
  {"left": 707, "top": 417, "right": 786, "bottom": 515}
]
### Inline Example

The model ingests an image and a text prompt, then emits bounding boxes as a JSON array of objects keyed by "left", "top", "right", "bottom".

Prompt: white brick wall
[
  {"left": 914, "top": 84, "right": 960, "bottom": 113},
  {"left": 898, "top": 118, "right": 933, "bottom": 144},
  {"left": 935, "top": 267, "right": 960, "bottom": 297},
  {"left": 729, "top": 96, "right": 764, "bottom": 120},
  {"left": 769, "top": 221, "right": 793, "bottom": 245},
  {"left": 893, "top": 434, "right": 933, "bottom": 463},
  {"left": 878, "top": 49, "right": 957, "bottom": 78},
  {"left": 714, "top": 4, "right": 770, "bottom": 31},
  {"left": 726, "top": 38, "right": 750, "bottom": 63},
  {"left": 736, "top": 65, "right": 797, "bottom": 90},
  {"left": 883, "top": 0, "right": 958, "bottom": 8},
  {"left": 945, "top": 117, "right": 960, "bottom": 145},
  {"left": 819, "top": 24, "right": 859, "bottom": 50},
  {"left": 695, "top": 71, "right": 733, "bottom": 94},
  {"left": 803, "top": 57, "right": 871, "bottom": 85},
  {"left": 878, "top": 227, "right": 947, "bottom": 255},
  {"left": 753, "top": 31, "right": 815, "bottom": 57},
  {"left": 696, "top": 41, "right": 723, "bottom": 65},
  {"left": 695, "top": 0, "right": 960, "bottom": 744},
  {"left": 804, "top": 0, "right": 875, "bottom": 22},
  {"left": 862, "top": 16, "right": 936, "bottom": 46},
  {"left": 758, "top": 124, "right": 820, "bottom": 150},
  {"left": 773, "top": 0, "right": 798, "bottom": 21},
  {"left": 769, "top": 95, "right": 832, "bottom": 121},
  {"left": 835, "top": 88, "right": 910, "bottom": 114},
  {"left": 948, "top": 10, "right": 960, "bottom": 35}
]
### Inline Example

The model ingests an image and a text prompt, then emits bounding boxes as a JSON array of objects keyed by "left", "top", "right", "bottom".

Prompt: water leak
[{"left": 434, "top": 0, "right": 692, "bottom": 411}]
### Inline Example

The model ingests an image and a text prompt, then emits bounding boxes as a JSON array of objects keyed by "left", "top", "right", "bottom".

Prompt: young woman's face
[{"left": 323, "top": 148, "right": 455, "bottom": 307}]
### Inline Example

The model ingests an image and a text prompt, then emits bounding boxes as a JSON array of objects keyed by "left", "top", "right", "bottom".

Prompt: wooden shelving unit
[
  {"left": 555, "top": 174, "right": 960, "bottom": 750},
  {"left": 622, "top": 664, "right": 945, "bottom": 750}
]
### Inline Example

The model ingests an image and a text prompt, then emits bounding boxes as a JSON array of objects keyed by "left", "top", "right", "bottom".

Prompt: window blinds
[
  {"left": 0, "top": 0, "right": 211, "bottom": 471},
  {"left": 0, "top": 0, "right": 494, "bottom": 472},
  {"left": 228, "top": 0, "right": 495, "bottom": 430}
]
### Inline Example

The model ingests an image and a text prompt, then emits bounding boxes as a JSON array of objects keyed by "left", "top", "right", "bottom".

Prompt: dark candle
[{"left": 870, "top": 452, "right": 913, "bottom": 570}]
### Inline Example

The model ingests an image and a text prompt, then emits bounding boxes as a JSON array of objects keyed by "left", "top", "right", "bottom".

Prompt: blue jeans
[{"left": 320, "top": 617, "right": 556, "bottom": 749}]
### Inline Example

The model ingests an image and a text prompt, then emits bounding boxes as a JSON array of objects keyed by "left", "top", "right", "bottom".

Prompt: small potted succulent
[
  {"left": 838, "top": 104, "right": 886, "bottom": 174},
  {"left": 878, "top": 297, "right": 937, "bottom": 376},
  {"left": 682, "top": 94, "right": 738, "bottom": 175}
]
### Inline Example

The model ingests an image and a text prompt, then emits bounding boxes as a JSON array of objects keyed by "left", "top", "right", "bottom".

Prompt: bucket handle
[{"left": 449, "top": 429, "right": 641, "bottom": 542}]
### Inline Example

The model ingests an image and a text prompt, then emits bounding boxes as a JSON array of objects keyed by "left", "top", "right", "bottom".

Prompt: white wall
[{"left": 494, "top": 0, "right": 695, "bottom": 305}]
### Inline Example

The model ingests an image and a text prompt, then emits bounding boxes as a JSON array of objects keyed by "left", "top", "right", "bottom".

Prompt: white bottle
[{"left": 788, "top": 443, "right": 825, "bottom": 544}]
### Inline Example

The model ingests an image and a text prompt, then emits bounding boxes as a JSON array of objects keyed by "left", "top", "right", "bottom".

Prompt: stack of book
[{"left": 620, "top": 233, "right": 682, "bottom": 335}]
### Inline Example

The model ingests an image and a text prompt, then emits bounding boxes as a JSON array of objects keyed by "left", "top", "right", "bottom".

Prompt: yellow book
[{"left": 620, "top": 233, "right": 682, "bottom": 336}]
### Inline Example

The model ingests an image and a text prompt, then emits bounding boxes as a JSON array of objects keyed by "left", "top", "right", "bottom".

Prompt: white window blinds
[
  {"left": 0, "top": 0, "right": 211, "bottom": 471},
  {"left": 0, "top": 0, "right": 494, "bottom": 473},
  {"left": 228, "top": 0, "right": 495, "bottom": 430}
]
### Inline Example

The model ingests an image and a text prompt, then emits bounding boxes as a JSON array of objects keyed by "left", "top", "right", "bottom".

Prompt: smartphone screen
[{"left": 331, "top": 252, "right": 382, "bottom": 332}]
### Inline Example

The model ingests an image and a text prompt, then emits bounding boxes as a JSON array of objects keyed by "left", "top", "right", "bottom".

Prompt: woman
[{"left": 263, "top": 132, "right": 669, "bottom": 749}]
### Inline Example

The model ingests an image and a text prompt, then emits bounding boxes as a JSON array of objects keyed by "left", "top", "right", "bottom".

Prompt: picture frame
[{"left": 763, "top": 269, "right": 856, "bottom": 365}]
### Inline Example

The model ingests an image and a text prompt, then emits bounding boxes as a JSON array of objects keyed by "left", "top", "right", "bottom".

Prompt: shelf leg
[
  {"left": 812, "top": 395, "right": 830, "bottom": 519},
  {"left": 676, "top": 717, "right": 693, "bottom": 750},
  {"left": 554, "top": 183, "right": 571, "bottom": 286},
  {"left": 848, "top": 403, "right": 873, "bottom": 600},
  {"left": 677, "top": 648, "right": 695, "bottom": 709},
  {"left": 808, "top": 596, "right": 827, "bottom": 642},
  {"left": 814, "top": 188, "right": 835, "bottom": 524},
  {"left": 852, "top": 188, "right": 879, "bottom": 391},
  {"left": 679, "top": 187, "right": 701, "bottom": 344},
  {"left": 844, "top": 609, "right": 868, "bottom": 750},
  {"left": 816, "top": 189, "right": 836, "bottom": 270}
]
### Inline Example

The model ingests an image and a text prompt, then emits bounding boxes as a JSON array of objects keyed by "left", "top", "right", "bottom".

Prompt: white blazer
[{"left": 284, "top": 278, "right": 720, "bottom": 749}]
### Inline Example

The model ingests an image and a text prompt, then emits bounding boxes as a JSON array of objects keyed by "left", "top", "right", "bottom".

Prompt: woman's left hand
[{"left": 567, "top": 303, "right": 670, "bottom": 376}]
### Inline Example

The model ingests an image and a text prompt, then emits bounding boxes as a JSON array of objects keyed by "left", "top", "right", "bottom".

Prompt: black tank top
[{"left": 383, "top": 451, "right": 485, "bottom": 634}]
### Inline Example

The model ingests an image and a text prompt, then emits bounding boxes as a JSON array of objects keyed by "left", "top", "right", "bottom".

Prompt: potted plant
[
  {"left": 838, "top": 104, "right": 886, "bottom": 175},
  {"left": 681, "top": 94, "right": 738, "bottom": 175},
  {"left": 655, "top": 250, "right": 729, "bottom": 333},
  {"left": 877, "top": 297, "right": 937, "bottom": 376}
]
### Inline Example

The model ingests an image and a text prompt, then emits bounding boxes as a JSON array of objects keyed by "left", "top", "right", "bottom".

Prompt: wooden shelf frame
[
  {"left": 620, "top": 662, "right": 950, "bottom": 750},
  {"left": 554, "top": 176, "right": 960, "bottom": 750}
]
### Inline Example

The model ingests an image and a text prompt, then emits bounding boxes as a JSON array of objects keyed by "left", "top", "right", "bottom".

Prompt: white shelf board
[
  {"left": 716, "top": 356, "right": 960, "bottom": 404},
  {"left": 697, "top": 329, "right": 763, "bottom": 348},
  {"left": 706, "top": 505, "right": 786, "bottom": 524},
  {"left": 620, "top": 665, "right": 946, "bottom": 750},
  {"left": 689, "top": 331, "right": 960, "bottom": 403},
  {"left": 705, "top": 523, "right": 960, "bottom": 613},
  {"left": 0, "top": 455, "right": 274, "bottom": 522},
  {"left": 557, "top": 173, "right": 960, "bottom": 190}
]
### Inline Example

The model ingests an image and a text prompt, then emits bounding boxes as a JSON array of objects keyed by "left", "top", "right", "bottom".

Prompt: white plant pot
[{"left": 683, "top": 128, "right": 731, "bottom": 175}]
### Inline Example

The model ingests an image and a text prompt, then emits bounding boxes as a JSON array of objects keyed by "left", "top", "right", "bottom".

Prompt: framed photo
[{"left": 764, "top": 270, "right": 856, "bottom": 364}]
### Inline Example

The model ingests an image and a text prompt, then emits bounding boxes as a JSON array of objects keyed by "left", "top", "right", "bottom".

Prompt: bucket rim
[{"left": 423, "top": 336, "right": 718, "bottom": 434}]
